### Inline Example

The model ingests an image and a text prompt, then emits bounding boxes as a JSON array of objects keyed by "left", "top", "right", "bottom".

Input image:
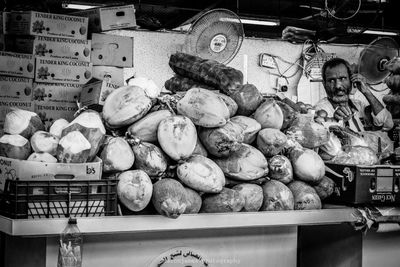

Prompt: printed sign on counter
[
  {"left": 4, "top": 11, "right": 88, "bottom": 40},
  {"left": 73, "top": 5, "right": 136, "bottom": 33},
  {"left": 35, "top": 57, "right": 92, "bottom": 84},
  {"left": 149, "top": 247, "right": 210, "bottom": 267},
  {"left": 91, "top": 33, "right": 133, "bottom": 67},
  {"left": 0, "top": 76, "right": 33, "bottom": 101},
  {"left": 33, "top": 83, "right": 82, "bottom": 103},
  {"left": 0, "top": 51, "right": 34, "bottom": 78}
]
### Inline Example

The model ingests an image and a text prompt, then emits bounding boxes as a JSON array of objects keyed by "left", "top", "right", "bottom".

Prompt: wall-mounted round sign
[{"left": 149, "top": 246, "right": 210, "bottom": 267}]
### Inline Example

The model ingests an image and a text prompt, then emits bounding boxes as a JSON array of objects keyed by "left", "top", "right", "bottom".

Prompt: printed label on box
[
  {"left": 0, "top": 76, "right": 33, "bottom": 101},
  {"left": 35, "top": 57, "right": 92, "bottom": 84},
  {"left": 0, "top": 99, "right": 34, "bottom": 125},
  {"left": 5, "top": 11, "right": 88, "bottom": 40},
  {"left": 92, "top": 65, "right": 124, "bottom": 86},
  {"left": 74, "top": 4, "right": 136, "bottom": 32},
  {"left": 34, "top": 101, "right": 78, "bottom": 129},
  {"left": 0, "top": 156, "right": 102, "bottom": 192},
  {"left": 33, "top": 82, "right": 82, "bottom": 103},
  {"left": 80, "top": 79, "right": 119, "bottom": 107},
  {"left": 33, "top": 36, "right": 91, "bottom": 61},
  {"left": 91, "top": 33, "right": 133, "bottom": 67},
  {"left": 0, "top": 51, "right": 35, "bottom": 78}
]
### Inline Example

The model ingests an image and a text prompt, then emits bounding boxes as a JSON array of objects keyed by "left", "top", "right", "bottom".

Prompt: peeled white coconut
[
  {"left": 3, "top": 109, "right": 44, "bottom": 139},
  {"left": 127, "top": 76, "right": 161, "bottom": 99},
  {"left": 27, "top": 152, "right": 58, "bottom": 163},
  {"left": 49, "top": 118, "right": 69, "bottom": 138},
  {"left": 57, "top": 130, "right": 92, "bottom": 163},
  {"left": 100, "top": 137, "right": 135, "bottom": 173},
  {"left": 61, "top": 110, "right": 105, "bottom": 161},
  {"left": 0, "top": 134, "right": 32, "bottom": 160},
  {"left": 117, "top": 170, "right": 153, "bottom": 212},
  {"left": 30, "top": 130, "right": 59, "bottom": 155}
]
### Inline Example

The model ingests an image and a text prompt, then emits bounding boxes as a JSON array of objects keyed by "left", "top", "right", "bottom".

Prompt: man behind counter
[{"left": 314, "top": 57, "right": 393, "bottom": 132}]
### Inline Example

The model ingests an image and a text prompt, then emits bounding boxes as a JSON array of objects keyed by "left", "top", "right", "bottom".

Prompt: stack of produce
[
  {"left": 95, "top": 52, "right": 336, "bottom": 219},
  {"left": 0, "top": 52, "right": 337, "bottom": 219}
]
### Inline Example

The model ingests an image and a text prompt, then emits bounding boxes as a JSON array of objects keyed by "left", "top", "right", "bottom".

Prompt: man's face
[{"left": 324, "top": 63, "right": 351, "bottom": 104}]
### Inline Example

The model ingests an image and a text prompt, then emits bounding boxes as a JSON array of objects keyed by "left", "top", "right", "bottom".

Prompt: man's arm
[
  {"left": 351, "top": 73, "right": 393, "bottom": 131},
  {"left": 351, "top": 73, "right": 384, "bottom": 115}
]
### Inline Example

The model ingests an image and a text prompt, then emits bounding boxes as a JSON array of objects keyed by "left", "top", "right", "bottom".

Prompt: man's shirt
[{"left": 314, "top": 97, "right": 393, "bottom": 132}]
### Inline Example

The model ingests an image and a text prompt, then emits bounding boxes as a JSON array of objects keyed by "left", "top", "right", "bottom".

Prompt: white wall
[{"left": 110, "top": 29, "right": 389, "bottom": 106}]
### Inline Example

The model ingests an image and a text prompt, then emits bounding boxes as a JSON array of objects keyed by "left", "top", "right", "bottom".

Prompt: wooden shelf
[{"left": 0, "top": 208, "right": 362, "bottom": 236}]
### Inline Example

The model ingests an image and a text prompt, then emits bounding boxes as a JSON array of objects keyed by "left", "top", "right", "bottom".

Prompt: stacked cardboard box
[
  {"left": 74, "top": 5, "right": 135, "bottom": 110},
  {"left": 1, "top": 11, "right": 92, "bottom": 128},
  {"left": 0, "top": 5, "right": 136, "bottom": 128}
]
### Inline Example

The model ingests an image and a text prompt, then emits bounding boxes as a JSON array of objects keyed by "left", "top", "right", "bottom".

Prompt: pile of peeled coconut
[
  {"left": 0, "top": 74, "right": 335, "bottom": 220},
  {"left": 0, "top": 109, "right": 105, "bottom": 164}
]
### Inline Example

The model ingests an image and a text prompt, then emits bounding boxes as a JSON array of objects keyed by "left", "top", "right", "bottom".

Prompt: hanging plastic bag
[{"left": 302, "top": 42, "right": 336, "bottom": 82}]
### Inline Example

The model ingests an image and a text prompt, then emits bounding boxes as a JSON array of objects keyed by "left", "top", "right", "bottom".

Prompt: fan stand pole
[{"left": 243, "top": 54, "right": 248, "bottom": 84}]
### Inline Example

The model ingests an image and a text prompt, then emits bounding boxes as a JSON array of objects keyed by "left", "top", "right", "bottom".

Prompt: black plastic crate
[{"left": 0, "top": 179, "right": 118, "bottom": 219}]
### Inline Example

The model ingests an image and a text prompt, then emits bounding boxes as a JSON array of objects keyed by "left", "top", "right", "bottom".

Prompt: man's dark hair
[{"left": 321, "top": 57, "right": 353, "bottom": 82}]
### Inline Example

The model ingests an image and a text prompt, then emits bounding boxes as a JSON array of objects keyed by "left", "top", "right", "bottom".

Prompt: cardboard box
[
  {"left": 35, "top": 57, "right": 92, "bottom": 84},
  {"left": 79, "top": 78, "right": 119, "bottom": 110},
  {"left": 92, "top": 65, "right": 124, "bottom": 86},
  {"left": 33, "top": 82, "right": 82, "bottom": 103},
  {"left": 34, "top": 101, "right": 78, "bottom": 129},
  {"left": 325, "top": 162, "right": 400, "bottom": 205},
  {"left": 6, "top": 35, "right": 91, "bottom": 61},
  {"left": 91, "top": 33, "right": 133, "bottom": 67},
  {"left": 4, "top": 11, "right": 88, "bottom": 40},
  {"left": 0, "top": 99, "right": 34, "bottom": 125},
  {"left": 3, "top": 35, "right": 34, "bottom": 54},
  {"left": 0, "top": 51, "right": 34, "bottom": 78},
  {"left": 74, "top": 5, "right": 136, "bottom": 33},
  {"left": 0, "top": 156, "right": 102, "bottom": 191},
  {"left": 0, "top": 76, "right": 33, "bottom": 101}
]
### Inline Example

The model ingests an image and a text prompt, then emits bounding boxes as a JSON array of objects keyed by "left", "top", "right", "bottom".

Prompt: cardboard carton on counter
[
  {"left": 6, "top": 36, "right": 91, "bottom": 62},
  {"left": 92, "top": 65, "right": 125, "bottom": 86},
  {"left": 34, "top": 101, "right": 78, "bottom": 129},
  {"left": 73, "top": 4, "right": 136, "bottom": 33},
  {"left": 80, "top": 78, "right": 119, "bottom": 111},
  {"left": 91, "top": 33, "right": 133, "bottom": 67},
  {"left": 0, "top": 76, "right": 33, "bottom": 101},
  {"left": 325, "top": 162, "right": 400, "bottom": 206},
  {"left": 35, "top": 57, "right": 92, "bottom": 84},
  {"left": 4, "top": 11, "right": 88, "bottom": 40},
  {"left": 0, "top": 99, "right": 34, "bottom": 125},
  {"left": 0, "top": 156, "right": 102, "bottom": 192},
  {"left": 32, "top": 82, "right": 82, "bottom": 104},
  {"left": 0, "top": 51, "right": 35, "bottom": 78}
]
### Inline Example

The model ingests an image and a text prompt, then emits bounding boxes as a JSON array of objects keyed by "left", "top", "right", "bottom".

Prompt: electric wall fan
[
  {"left": 184, "top": 8, "right": 244, "bottom": 64},
  {"left": 358, "top": 37, "right": 399, "bottom": 85}
]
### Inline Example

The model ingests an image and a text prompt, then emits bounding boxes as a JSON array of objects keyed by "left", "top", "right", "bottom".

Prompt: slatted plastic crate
[{"left": 1, "top": 179, "right": 118, "bottom": 219}]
